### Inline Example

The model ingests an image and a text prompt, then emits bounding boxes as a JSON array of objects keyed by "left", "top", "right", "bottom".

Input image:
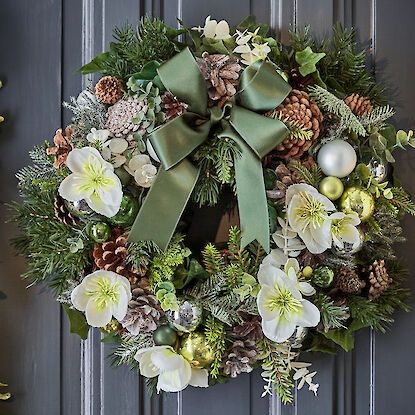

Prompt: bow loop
[{"left": 128, "top": 48, "right": 292, "bottom": 252}]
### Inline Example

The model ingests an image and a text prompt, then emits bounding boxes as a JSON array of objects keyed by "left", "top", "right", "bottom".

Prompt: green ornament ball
[
  {"left": 153, "top": 325, "right": 178, "bottom": 347},
  {"left": 319, "top": 176, "right": 344, "bottom": 201},
  {"left": 114, "top": 167, "right": 131, "bottom": 186},
  {"left": 312, "top": 266, "right": 334, "bottom": 288},
  {"left": 109, "top": 194, "right": 139, "bottom": 227},
  {"left": 89, "top": 222, "right": 112, "bottom": 243},
  {"left": 179, "top": 332, "right": 214, "bottom": 368},
  {"left": 339, "top": 186, "right": 375, "bottom": 221}
]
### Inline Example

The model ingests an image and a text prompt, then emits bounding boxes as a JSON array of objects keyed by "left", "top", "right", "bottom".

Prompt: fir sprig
[
  {"left": 314, "top": 293, "right": 350, "bottom": 331},
  {"left": 287, "top": 160, "right": 322, "bottom": 188},
  {"left": 204, "top": 315, "right": 226, "bottom": 378}
]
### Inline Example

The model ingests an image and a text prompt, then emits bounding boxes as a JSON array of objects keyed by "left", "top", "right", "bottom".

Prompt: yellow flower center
[
  {"left": 295, "top": 192, "right": 328, "bottom": 231},
  {"left": 267, "top": 284, "right": 302, "bottom": 317},
  {"left": 89, "top": 278, "right": 120, "bottom": 309}
]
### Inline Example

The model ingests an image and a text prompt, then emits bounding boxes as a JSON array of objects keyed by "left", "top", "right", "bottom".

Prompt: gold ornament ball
[
  {"left": 339, "top": 186, "right": 375, "bottom": 221},
  {"left": 179, "top": 332, "right": 214, "bottom": 368},
  {"left": 319, "top": 176, "right": 344, "bottom": 201}
]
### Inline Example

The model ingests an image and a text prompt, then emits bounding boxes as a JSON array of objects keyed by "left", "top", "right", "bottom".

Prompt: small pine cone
[
  {"left": 232, "top": 312, "right": 263, "bottom": 342},
  {"left": 54, "top": 194, "right": 79, "bottom": 226},
  {"left": 93, "top": 228, "right": 146, "bottom": 281},
  {"left": 334, "top": 265, "right": 366, "bottom": 294},
  {"left": 266, "top": 89, "right": 323, "bottom": 159},
  {"left": 196, "top": 52, "right": 242, "bottom": 107},
  {"left": 344, "top": 93, "right": 373, "bottom": 116},
  {"left": 161, "top": 92, "right": 188, "bottom": 123},
  {"left": 120, "top": 287, "right": 163, "bottom": 334},
  {"left": 220, "top": 340, "right": 258, "bottom": 378},
  {"left": 106, "top": 95, "right": 148, "bottom": 137},
  {"left": 95, "top": 76, "right": 123, "bottom": 104},
  {"left": 289, "top": 68, "right": 314, "bottom": 88},
  {"left": 365, "top": 260, "right": 392, "bottom": 300}
]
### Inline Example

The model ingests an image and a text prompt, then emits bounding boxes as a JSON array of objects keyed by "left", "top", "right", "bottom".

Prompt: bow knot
[{"left": 128, "top": 48, "right": 292, "bottom": 252}]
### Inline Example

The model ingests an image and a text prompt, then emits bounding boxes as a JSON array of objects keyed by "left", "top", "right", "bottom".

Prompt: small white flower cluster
[
  {"left": 192, "top": 16, "right": 231, "bottom": 40},
  {"left": 233, "top": 29, "right": 271, "bottom": 65},
  {"left": 291, "top": 362, "right": 319, "bottom": 396}
]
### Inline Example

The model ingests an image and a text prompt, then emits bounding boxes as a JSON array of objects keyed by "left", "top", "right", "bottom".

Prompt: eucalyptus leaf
[{"left": 63, "top": 304, "right": 90, "bottom": 340}]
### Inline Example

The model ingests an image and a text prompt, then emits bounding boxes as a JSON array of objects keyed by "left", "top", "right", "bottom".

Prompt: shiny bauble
[
  {"left": 319, "top": 176, "right": 344, "bottom": 200},
  {"left": 114, "top": 167, "right": 131, "bottom": 186},
  {"left": 317, "top": 140, "right": 357, "bottom": 178},
  {"left": 89, "top": 222, "right": 111, "bottom": 243},
  {"left": 339, "top": 186, "right": 375, "bottom": 221},
  {"left": 284, "top": 327, "right": 308, "bottom": 348},
  {"left": 153, "top": 325, "right": 178, "bottom": 347},
  {"left": 166, "top": 298, "right": 203, "bottom": 332},
  {"left": 179, "top": 332, "right": 214, "bottom": 368},
  {"left": 366, "top": 159, "right": 388, "bottom": 183},
  {"left": 109, "top": 194, "right": 139, "bottom": 227},
  {"left": 64, "top": 199, "right": 93, "bottom": 218},
  {"left": 332, "top": 227, "right": 365, "bottom": 256},
  {"left": 312, "top": 266, "right": 334, "bottom": 288}
]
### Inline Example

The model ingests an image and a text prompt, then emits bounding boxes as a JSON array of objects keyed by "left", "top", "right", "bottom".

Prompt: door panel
[{"left": 1, "top": 1, "right": 414, "bottom": 414}]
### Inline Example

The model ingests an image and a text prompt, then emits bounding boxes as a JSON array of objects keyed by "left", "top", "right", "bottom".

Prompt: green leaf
[
  {"left": 306, "top": 333, "right": 338, "bottom": 354},
  {"left": 75, "top": 52, "right": 109, "bottom": 74},
  {"left": 201, "top": 38, "right": 229, "bottom": 55},
  {"left": 355, "top": 163, "right": 371, "bottom": 181},
  {"left": 101, "top": 331, "right": 122, "bottom": 343},
  {"left": 320, "top": 319, "right": 367, "bottom": 352},
  {"left": 163, "top": 23, "right": 186, "bottom": 39},
  {"left": 63, "top": 304, "right": 90, "bottom": 340},
  {"left": 295, "top": 46, "right": 326, "bottom": 76}
]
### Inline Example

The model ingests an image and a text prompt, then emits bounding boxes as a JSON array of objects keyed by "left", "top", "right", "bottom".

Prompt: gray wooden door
[{"left": 1, "top": 1, "right": 414, "bottom": 414}]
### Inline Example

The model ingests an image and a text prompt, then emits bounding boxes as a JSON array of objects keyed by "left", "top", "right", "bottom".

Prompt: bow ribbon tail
[
  {"left": 232, "top": 135, "right": 271, "bottom": 253},
  {"left": 127, "top": 159, "right": 200, "bottom": 250}
]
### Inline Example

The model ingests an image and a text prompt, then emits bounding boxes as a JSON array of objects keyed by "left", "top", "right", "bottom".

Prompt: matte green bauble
[
  {"left": 166, "top": 298, "right": 203, "bottom": 332},
  {"left": 153, "top": 325, "right": 178, "bottom": 347},
  {"left": 312, "top": 266, "right": 334, "bottom": 288},
  {"left": 109, "top": 194, "right": 139, "bottom": 227},
  {"left": 179, "top": 332, "right": 214, "bottom": 368},
  {"left": 64, "top": 199, "right": 93, "bottom": 218},
  {"left": 89, "top": 222, "right": 111, "bottom": 243},
  {"left": 319, "top": 176, "right": 344, "bottom": 201},
  {"left": 114, "top": 167, "right": 131, "bottom": 186},
  {"left": 339, "top": 186, "right": 375, "bottom": 221}
]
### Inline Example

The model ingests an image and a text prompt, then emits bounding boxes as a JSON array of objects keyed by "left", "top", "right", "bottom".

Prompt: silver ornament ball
[
  {"left": 64, "top": 199, "right": 93, "bottom": 217},
  {"left": 166, "top": 298, "right": 203, "bottom": 332},
  {"left": 366, "top": 159, "right": 388, "bottom": 182},
  {"left": 317, "top": 139, "right": 357, "bottom": 178}
]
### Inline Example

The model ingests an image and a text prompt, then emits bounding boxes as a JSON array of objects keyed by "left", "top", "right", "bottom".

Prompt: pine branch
[
  {"left": 308, "top": 85, "right": 366, "bottom": 136},
  {"left": 204, "top": 315, "right": 226, "bottom": 378},
  {"left": 202, "top": 243, "right": 225, "bottom": 275},
  {"left": 287, "top": 160, "right": 318, "bottom": 187},
  {"left": 313, "top": 293, "right": 349, "bottom": 331},
  {"left": 381, "top": 187, "right": 415, "bottom": 215},
  {"left": 110, "top": 331, "right": 154, "bottom": 367},
  {"left": 358, "top": 105, "right": 395, "bottom": 129}
]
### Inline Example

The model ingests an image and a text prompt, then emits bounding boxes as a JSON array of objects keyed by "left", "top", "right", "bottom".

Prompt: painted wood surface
[{"left": 0, "top": 1, "right": 414, "bottom": 414}]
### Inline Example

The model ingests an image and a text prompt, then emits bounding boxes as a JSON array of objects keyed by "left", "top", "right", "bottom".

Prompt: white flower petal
[
  {"left": 189, "top": 368, "right": 209, "bottom": 388},
  {"left": 58, "top": 174, "right": 93, "bottom": 201},
  {"left": 293, "top": 299, "right": 321, "bottom": 328},
  {"left": 85, "top": 299, "right": 112, "bottom": 327},
  {"left": 298, "top": 282, "right": 316, "bottom": 296},
  {"left": 136, "top": 350, "right": 161, "bottom": 378},
  {"left": 262, "top": 316, "right": 296, "bottom": 343},
  {"left": 71, "top": 284, "right": 89, "bottom": 311},
  {"left": 111, "top": 289, "right": 129, "bottom": 321}
]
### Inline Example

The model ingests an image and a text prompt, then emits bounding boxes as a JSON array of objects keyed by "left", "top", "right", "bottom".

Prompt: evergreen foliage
[
  {"left": 314, "top": 293, "right": 350, "bottom": 331},
  {"left": 204, "top": 315, "right": 227, "bottom": 378}
]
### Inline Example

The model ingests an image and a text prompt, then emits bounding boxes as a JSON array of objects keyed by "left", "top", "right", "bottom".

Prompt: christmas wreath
[{"left": 10, "top": 15, "right": 414, "bottom": 402}]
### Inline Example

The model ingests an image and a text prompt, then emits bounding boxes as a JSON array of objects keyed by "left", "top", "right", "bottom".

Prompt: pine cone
[
  {"left": 289, "top": 68, "right": 314, "bottom": 88},
  {"left": 121, "top": 286, "right": 163, "bottom": 334},
  {"left": 220, "top": 340, "right": 258, "bottom": 378},
  {"left": 106, "top": 96, "right": 148, "bottom": 137},
  {"left": 297, "top": 248, "right": 327, "bottom": 267},
  {"left": 267, "top": 89, "right": 323, "bottom": 159},
  {"left": 95, "top": 76, "right": 123, "bottom": 104},
  {"left": 196, "top": 52, "right": 242, "bottom": 107},
  {"left": 161, "top": 92, "right": 188, "bottom": 123},
  {"left": 365, "top": 260, "right": 392, "bottom": 300},
  {"left": 233, "top": 312, "right": 263, "bottom": 342},
  {"left": 334, "top": 265, "right": 366, "bottom": 294},
  {"left": 93, "top": 228, "right": 146, "bottom": 283},
  {"left": 344, "top": 93, "right": 373, "bottom": 116},
  {"left": 54, "top": 194, "right": 79, "bottom": 226}
]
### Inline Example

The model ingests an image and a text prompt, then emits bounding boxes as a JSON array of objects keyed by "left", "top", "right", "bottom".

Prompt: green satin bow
[{"left": 127, "top": 47, "right": 291, "bottom": 252}]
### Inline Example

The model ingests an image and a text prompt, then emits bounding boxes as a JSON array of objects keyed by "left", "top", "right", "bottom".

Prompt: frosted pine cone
[
  {"left": 220, "top": 340, "right": 258, "bottom": 378},
  {"left": 95, "top": 76, "right": 123, "bottom": 104},
  {"left": 121, "top": 287, "right": 163, "bottom": 334},
  {"left": 161, "top": 92, "right": 188, "bottom": 123},
  {"left": 267, "top": 89, "right": 323, "bottom": 159},
  {"left": 196, "top": 52, "right": 242, "bottom": 107},
  {"left": 106, "top": 96, "right": 148, "bottom": 137},
  {"left": 344, "top": 93, "right": 373, "bottom": 116}
]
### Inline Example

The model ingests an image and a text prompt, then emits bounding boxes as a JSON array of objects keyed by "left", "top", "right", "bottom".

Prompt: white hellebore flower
[
  {"left": 58, "top": 146, "right": 123, "bottom": 217},
  {"left": 71, "top": 270, "right": 131, "bottom": 327},
  {"left": 135, "top": 345, "right": 209, "bottom": 393},
  {"left": 193, "top": 16, "right": 231, "bottom": 40},
  {"left": 329, "top": 212, "right": 361, "bottom": 249},
  {"left": 286, "top": 184, "right": 335, "bottom": 254},
  {"left": 125, "top": 154, "right": 157, "bottom": 188},
  {"left": 257, "top": 263, "right": 320, "bottom": 343}
]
